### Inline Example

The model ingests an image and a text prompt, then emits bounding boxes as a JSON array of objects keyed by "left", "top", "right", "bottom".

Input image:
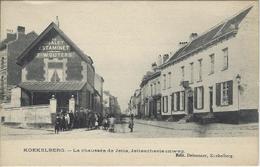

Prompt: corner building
[
  {"left": 16, "top": 22, "right": 99, "bottom": 112},
  {"left": 159, "top": 6, "right": 258, "bottom": 123}
]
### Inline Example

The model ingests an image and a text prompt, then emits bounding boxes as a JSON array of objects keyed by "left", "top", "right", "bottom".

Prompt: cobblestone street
[{"left": 1, "top": 119, "right": 258, "bottom": 140}]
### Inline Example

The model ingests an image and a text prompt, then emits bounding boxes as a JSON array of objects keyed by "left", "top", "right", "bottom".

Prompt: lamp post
[{"left": 236, "top": 74, "right": 241, "bottom": 111}]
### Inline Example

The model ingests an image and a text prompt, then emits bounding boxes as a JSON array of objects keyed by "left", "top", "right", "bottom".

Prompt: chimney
[
  {"left": 157, "top": 54, "right": 162, "bottom": 66},
  {"left": 17, "top": 26, "right": 25, "bottom": 39},
  {"left": 189, "top": 33, "right": 198, "bottom": 41},
  {"left": 163, "top": 54, "right": 169, "bottom": 63},
  {"left": 151, "top": 62, "right": 157, "bottom": 71},
  {"left": 179, "top": 41, "right": 188, "bottom": 48}
]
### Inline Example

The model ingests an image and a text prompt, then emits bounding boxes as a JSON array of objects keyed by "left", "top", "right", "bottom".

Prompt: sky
[{"left": 1, "top": 1, "right": 257, "bottom": 111}]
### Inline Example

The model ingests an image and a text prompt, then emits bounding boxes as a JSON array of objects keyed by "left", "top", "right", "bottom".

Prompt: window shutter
[
  {"left": 216, "top": 83, "right": 221, "bottom": 106},
  {"left": 228, "top": 80, "right": 233, "bottom": 105},
  {"left": 194, "top": 87, "right": 197, "bottom": 109},
  {"left": 162, "top": 97, "right": 165, "bottom": 113},
  {"left": 183, "top": 91, "right": 186, "bottom": 110},
  {"left": 166, "top": 96, "right": 168, "bottom": 113},
  {"left": 201, "top": 87, "right": 204, "bottom": 109},
  {"left": 171, "top": 93, "right": 174, "bottom": 111},
  {"left": 177, "top": 92, "right": 180, "bottom": 111}
]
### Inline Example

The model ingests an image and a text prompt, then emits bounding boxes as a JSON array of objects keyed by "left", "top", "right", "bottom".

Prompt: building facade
[
  {"left": 13, "top": 22, "right": 103, "bottom": 113},
  {"left": 0, "top": 26, "right": 38, "bottom": 103},
  {"left": 159, "top": 6, "right": 258, "bottom": 123},
  {"left": 136, "top": 6, "right": 258, "bottom": 123}
]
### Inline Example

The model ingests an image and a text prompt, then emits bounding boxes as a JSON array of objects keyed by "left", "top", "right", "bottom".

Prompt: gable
[{"left": 17, "top": 22, "right": 93, "bottom": 67}]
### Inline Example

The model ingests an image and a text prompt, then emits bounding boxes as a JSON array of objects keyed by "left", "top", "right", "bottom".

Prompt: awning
[{"left": 18, "top": 81, "right": 87, "bottom": 92}]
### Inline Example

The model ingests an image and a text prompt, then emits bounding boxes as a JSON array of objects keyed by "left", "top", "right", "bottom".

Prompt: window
[
  {"left": 172, "top": 91, "right": 185, "bottom": 111},
  {"left": 216, "top": 81, "right": 233, "bottom": 106},
  {"left": 209, "top": 54, "right": 215, "bottom": 74},
  {"left": 163, "top": 74, "right": 166, "bottom": 89},
  {"left": 179, "top": 91, "right": 185, "bottom": 111},
  {"left": 198, "top": 59, "right": 202, "bottom": 81},
  {"left": 0, "top": 76, "right": 4, "bottom": 100},
  {"left": 223, "top": 48, "right": 228, "bottom": 70},
  {"left": 190, "top": 63, "right": 194, "bottom": 83},
  {"left": 48, "top": 62, "right": 64, "bottom": 82},
  {"left": 154, "top": 83, "right": 157, "bottom": 95},
  {"left": 194, "top": 86, "right": 204, "bottom": 109},
  {"left": 150, "top": 84, "right": 153, "bottom": 96},
  {"left": 168, "top": 72, "right": 171, "bottom": 88},
  {"left": 1, "top": 57, "right": 4, "bottom": 69},
  {"left": 181, "top": 66, "right": 185, "bottom": 82},
  {"left": 157, "top": 81, "right": 160, "bottom": 94},
  {"left": 162, "top": 96, "right": 168, "bottom": 113}
]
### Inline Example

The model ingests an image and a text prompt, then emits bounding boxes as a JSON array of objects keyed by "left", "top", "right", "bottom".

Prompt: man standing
[{"left": 129, "top": 114, "right": 134, "bottom": 133}]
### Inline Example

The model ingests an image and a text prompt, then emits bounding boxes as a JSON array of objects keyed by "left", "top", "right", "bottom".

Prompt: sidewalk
[{"left": 134, "top": 119, "right": 259, "bottom": 131}]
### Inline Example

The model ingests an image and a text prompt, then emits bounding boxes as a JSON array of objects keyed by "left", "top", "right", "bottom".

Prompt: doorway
[
  {"left": 188, "top": 96, "right": 193, "bottom": 114},
  {"left": 209, "top": 87, "right": 213, "bottom": 113}
]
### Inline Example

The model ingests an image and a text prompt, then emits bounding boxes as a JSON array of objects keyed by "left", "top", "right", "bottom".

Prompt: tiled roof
[
  {"left": 19, "top": 81, "right": 87, "bottom": 91},
  {"left": 163, "top": 6, "right": 252, "bottom": 67}
]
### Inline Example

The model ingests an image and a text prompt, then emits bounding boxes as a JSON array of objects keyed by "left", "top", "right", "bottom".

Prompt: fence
[{"left": 0, "top": 104, "right": 53, "bottom": 124}]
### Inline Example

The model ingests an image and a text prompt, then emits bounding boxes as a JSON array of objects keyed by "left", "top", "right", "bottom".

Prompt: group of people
[{"left": 54, "top": 109, "right": 135, "bottom": 134}]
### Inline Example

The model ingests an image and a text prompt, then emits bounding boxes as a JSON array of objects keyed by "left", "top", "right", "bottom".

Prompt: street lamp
[{"left": 236, "top": 74, "right": 241, "bottom": 112}]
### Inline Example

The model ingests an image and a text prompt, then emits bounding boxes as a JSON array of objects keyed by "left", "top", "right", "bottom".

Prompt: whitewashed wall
[{"left": 1, "top": 105, "right": 52, "bottom": 124}]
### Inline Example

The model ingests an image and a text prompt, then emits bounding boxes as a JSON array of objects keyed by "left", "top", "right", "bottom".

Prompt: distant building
[
  {"left": 94, "top": 73, "right": 104, "bottom": 114},
  {"left": 103, "top": 91, "right": 121, "bottom": 116},
  {"left": 128, "top": 89, "right": 141, "bottom": 117},
  {"left": 0, "top": 26, "right": 38, "bottom": 103}
]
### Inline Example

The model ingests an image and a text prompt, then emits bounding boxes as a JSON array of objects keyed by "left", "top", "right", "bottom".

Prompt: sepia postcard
[{"left": 0, "top": 0, "right": 259, "bottom": 166}]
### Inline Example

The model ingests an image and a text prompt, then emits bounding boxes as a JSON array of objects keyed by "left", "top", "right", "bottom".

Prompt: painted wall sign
[{"left": 37, "top": 36, "right": 73, "bottom": 58}]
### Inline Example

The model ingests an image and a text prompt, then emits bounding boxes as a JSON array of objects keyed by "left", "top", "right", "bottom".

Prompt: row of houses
[
  {"left": 0, "top": 21, "right": 120, "bottom": 119},
  {"left": 129, "top": 6, "right": 258, "bottom": 123}
]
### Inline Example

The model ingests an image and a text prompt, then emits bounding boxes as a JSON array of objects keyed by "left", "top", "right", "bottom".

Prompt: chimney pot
[
  {"left": 189, "top": 33, "right": 198, "bottom": 41},
  {"left": 17, "top": 26, "right": 25, "bottom": 34}
]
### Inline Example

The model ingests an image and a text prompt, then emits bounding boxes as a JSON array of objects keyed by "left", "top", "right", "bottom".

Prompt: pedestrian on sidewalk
[
  {"left": 54, "top": 114, "right": 61, "bottom": 134},
  {"left": 128, "top": 114, "right": 134, "bottom": 133}
]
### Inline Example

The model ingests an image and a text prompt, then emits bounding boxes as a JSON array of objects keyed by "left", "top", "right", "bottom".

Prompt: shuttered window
[{"left": 216, "top": 80, "right": 233, "bottom": 106}]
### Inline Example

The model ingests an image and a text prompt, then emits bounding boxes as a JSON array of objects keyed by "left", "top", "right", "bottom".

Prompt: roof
[
  {"left": 0, "top": 32, "right": 38, "bottom": 51},
  {"left": 18, "top": 81, "right": 87, "bottom": 92},
  {"left": 162, "top": 6, "right": 253, "bottom": 68},
  {"left": 17, "top": 22, "right": 93, "bottom": 66},
  {"left": 140, "top": 71, "right": 161, "bottom": 87},
  {"left": 0, "top": 33, "right": 17, "bottom": 50}
]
